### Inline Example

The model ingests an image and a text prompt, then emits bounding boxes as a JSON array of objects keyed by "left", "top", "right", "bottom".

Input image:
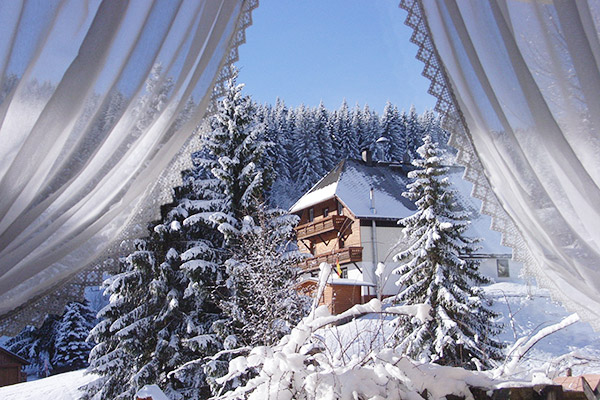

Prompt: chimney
[
  {"left": 362, "top": 148, "right": 373, "bottom": 166},
  {"left": 370, "top": 187, "right": 376, "bottom": 214}
]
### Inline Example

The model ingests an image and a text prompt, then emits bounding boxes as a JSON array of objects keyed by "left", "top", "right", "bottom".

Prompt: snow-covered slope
[{"left": 0, "top": 369, "right": 96, "bottom": 400}]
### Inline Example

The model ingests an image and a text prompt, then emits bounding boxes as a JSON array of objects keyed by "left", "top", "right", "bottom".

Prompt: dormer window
[
  {"left": 308, "top": 207, "right": 314, "bottom": 222},
  {"left": 323, "top": 208, "right": 329, "bottom": 217}
]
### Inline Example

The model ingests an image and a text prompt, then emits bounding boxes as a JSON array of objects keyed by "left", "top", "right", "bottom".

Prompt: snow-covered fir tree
[
  {"left": 291, "top": 105, "right": 322, "bottom": 199},
  {"left": 392, "top": 134, "right": 503, "bottom": 370},
  {"left": 4, "top": 317, "right": 58, "bottom": 378},
  {"left": 182, "top": 70, "right": 272, "bottom": 393},
  {"left": 315, "top": 101, "right": 336, "bottom": 174},
  {"left": 193, "top": 72, "right": 269, "bottom": 240},
  {"left": 402, "top": 105, "right": 424, "bottom": 161},
  {"left": 83, "top": 240, "right": 160, "bottom": 400},
  {"left": 6, "top": 302, "right": 96, "bottom": 378},
  {"left": 52, "top": 301, "right": 96, "bottom": 374},
  {"left": 332, "top": 99, "right": 357, "bottom": 159},
  {"left": 83, "top": 155, "right": 225, "bottom": 400},
  {"left": 221, "top": 206, "right": 309, "bottom": 348},
  {"left": 380, "top": 101, "right": 406, "bottom": 161}
]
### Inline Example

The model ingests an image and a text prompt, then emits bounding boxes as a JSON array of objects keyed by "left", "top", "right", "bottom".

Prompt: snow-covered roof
[
  {"left": 290, "top": 159, "right": 512, "bottom": 255},
  {"left": 290, "top": 159, "right": 416, "bottom": 220}
]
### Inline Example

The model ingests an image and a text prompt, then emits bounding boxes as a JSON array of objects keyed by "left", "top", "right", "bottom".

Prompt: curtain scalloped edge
[
  {"left": 0, "top": 0, "right": 260, "bottom": 336},
  {"left": 397, "top": 0, "right": 599, "bottom": 331}
]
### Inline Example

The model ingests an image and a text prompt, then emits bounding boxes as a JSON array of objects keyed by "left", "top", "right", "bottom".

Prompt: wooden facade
[
  {"left": 0, "top": 347, "right": 28, "bottom": 387},
  {"left": 295, "top": 198, "right": 363, "bottom": 273},
  {"left": 296, "top": 280, "right": 375, "bottom": 315}
]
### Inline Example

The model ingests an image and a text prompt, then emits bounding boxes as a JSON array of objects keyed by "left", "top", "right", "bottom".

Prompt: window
[
  {"left": 308, "top": 208, "right": 314, "bottom": 222},
  {"left": 497, "top": 259, "right": 510, "bottom": 278},
  {"left": 341, "top": 267, "right": 348, "bottom": 279},
  {"left": 323, "top": 208, "right": 329, "bottom": 217},
  {"left": 338, "top": 201, "right": 343, "bottom": 215}
]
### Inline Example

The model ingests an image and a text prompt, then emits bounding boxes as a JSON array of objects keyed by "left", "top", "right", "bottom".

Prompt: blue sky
[{"left": 236, "top": 1, "right": 437, "bottom": 114}]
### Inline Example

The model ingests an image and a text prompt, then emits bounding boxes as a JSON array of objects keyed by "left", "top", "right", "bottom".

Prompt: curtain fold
[
  {"left": 400, "top": 0, "right": 600, "bottom": 329},
  {"left": 0, "top": 0, "right": 257, "bottom": 333}
]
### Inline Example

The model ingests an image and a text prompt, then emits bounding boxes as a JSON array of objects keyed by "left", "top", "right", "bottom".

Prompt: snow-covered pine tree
[
  {"left": 182, "top": 70, "right": 271, "bottom": 393},
  {"left": 392, "top": 134, "right": 503, "bottom": 370},
  {"left": 291, "top": 105, "right": 322, "bottom": 198},
  {"left": 315, "top": 101, "right": 336, "bottom": 174},
  {"left": 402, "top": 105, "right": 424, "bottom": 161},
  {"left": 332, "top": 99, "right": 357, "bottom": 159},
  {"left": 380, "top": 101, "right": 406, "bottom": 162},
  {"left": 221, "top": 206, "right": 309, "bottom": 348},
  {"left": 419, "top": 110, "right": 453, "bottom": 163},
  {"left": 52, "top": 301, "right": 96, "bottom": 374},
  {"left": 360, "top": 104, "right": 380, "bottom": 152},
  {"left": 5, "top": 314, "right": 60, "bottom": 378},
  {"left": 84, "top": 155, "right": 225, "bottom": 400},
  {"left": 267, "top": 100, "right": 297, "bottom": 208},
  {"left": 194, "top": 72, "right": 269, "bottom": 240},
  {"left": 83, "top": 240, "right": 159, "bottom": 400},
  {"left": 162, "top": 155, "right": 225, "bottom": 399}
]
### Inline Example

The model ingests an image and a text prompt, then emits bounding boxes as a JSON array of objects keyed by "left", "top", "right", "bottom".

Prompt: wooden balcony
[
  {"left": 299, "top": 246, "right": 363, "bottom": 272},
  {"left": 295, "top": 215, "right": 350, "bottom": 241}
]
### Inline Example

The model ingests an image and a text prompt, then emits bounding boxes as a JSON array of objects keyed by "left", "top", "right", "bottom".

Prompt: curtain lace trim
[
  {"left": 0, "top": 0, "right": 259, "bottom": 335},
  {"left": 398, "top": 0, "right": 598, "bottom": 330}
]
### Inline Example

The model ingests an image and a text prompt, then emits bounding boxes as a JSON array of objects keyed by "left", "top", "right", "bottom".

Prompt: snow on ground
[
  {"left": 0, "top": 369, "right": 96, "bottom": 400},
  {"left": 317, "top": 280, "right": 600, "bottom": 379},
  {"left": 3, "top": 282, "right": 599, "bottom": 398},
  {"left": 484, "top": 281, "right": 600, "bottom": 377}
]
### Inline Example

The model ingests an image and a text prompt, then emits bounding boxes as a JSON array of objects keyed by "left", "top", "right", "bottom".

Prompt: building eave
[{"left": 0, "top": 346, "right": 30, "bottom": 365}]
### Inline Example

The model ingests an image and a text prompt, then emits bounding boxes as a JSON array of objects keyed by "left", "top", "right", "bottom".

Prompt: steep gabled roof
[
  {"left": 290, "top": 158, "right": 512, "bottom": 255},
  {"left": 290, "top": 159, "right": 416, "bottom": 220}
]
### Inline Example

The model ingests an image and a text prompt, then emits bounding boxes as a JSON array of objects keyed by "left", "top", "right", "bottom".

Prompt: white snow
[
  {"left": 136, "top": 384, "right": 170, "bottom": 400},
  {"left": 289, "top": 182, "right": 336, "bottom": 213},
  {"left": 0, "top": 369, "right": 96, "bottom": 400},
  {"left": 5, "top": 281, "right": 600, "bottom": 399},
  {"left": 335, "top": 163, "right": 415, "bottom": 220},
  {"left": 484, "top": 282, "right": 600, "bottom": 378}
]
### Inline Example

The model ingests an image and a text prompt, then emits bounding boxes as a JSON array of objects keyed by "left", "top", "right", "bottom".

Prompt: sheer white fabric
[
  {"left": 0, "top": 0, "right": 255, "bottom": 321},
  {"left": 401, "top": 0, "right": 600, "bottom": 329}
]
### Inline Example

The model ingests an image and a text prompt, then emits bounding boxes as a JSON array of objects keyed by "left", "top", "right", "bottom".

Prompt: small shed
[{"left": 0, "top": 347, "right": 29, "bottom": 387}]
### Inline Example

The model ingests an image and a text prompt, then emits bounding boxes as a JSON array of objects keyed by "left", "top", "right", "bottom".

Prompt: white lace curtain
[
  {"left": 401, "top": 0, "right": 600, "bottom": 329},
  {"left": 0, "top": 0, "right": 255, "bottom": 323}
]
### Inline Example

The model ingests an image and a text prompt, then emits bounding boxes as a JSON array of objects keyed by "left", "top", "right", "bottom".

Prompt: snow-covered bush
[
  {"left": 222, "top": 207, "right": 310, "bottom": 348},
  {"left": 213, "top": 269, "right": 498, "bottom": 400}
]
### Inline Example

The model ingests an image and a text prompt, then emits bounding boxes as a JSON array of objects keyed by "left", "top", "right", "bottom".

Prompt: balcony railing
[
  {"left": 295, "top": 215, "right": 350, "bottom": 240},
  {"left": 299, "top": 246, "right": 363, "bottom": 272}
]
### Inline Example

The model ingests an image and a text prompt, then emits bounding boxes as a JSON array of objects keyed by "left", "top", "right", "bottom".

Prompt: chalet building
[
  {"left": 291, "top": 150, "right": 521, "bottom": 314},
  {"left": 0, "top": 346, "right": 29, "bottom": 387}
]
